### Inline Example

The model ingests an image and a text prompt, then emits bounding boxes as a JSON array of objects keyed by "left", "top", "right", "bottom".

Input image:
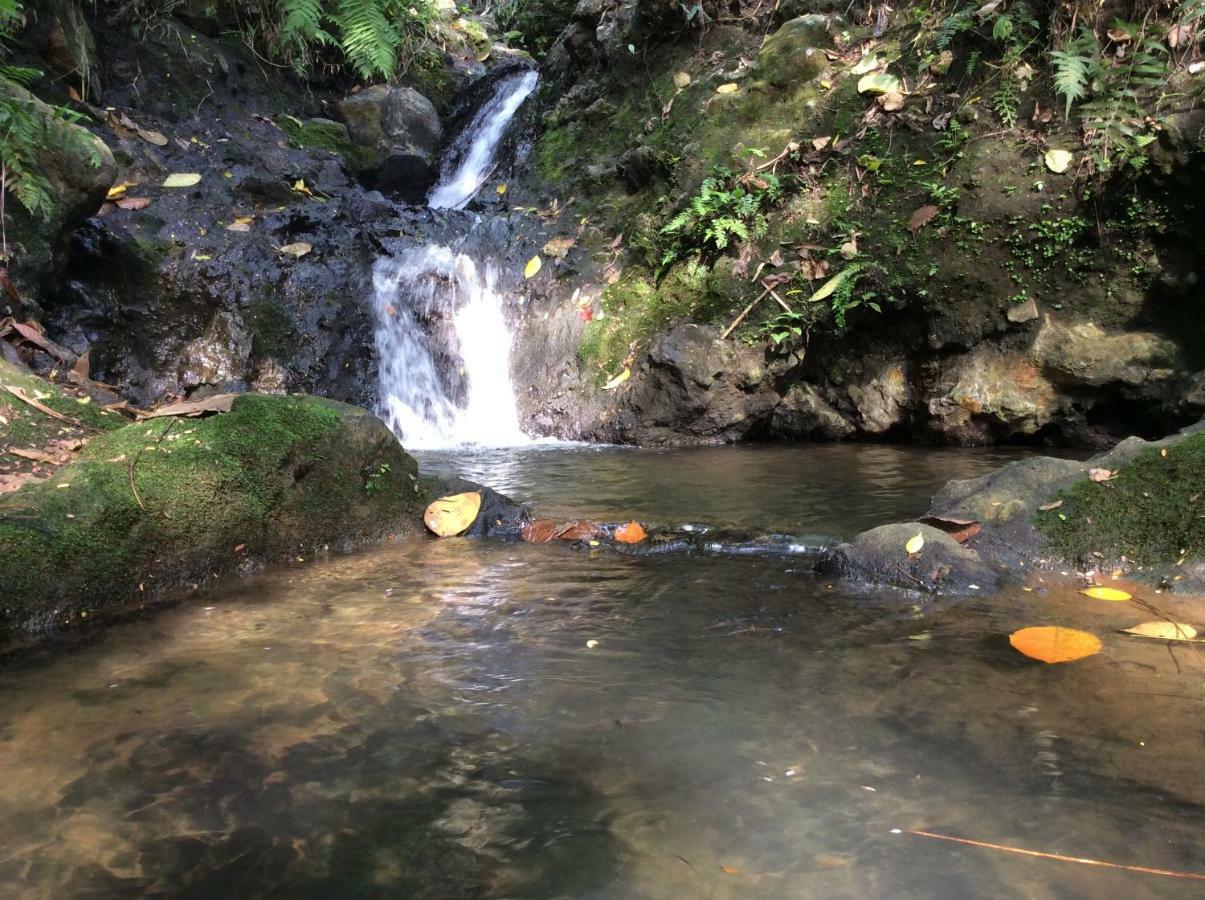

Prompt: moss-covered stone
[
  {"left": 0, "top": 393, "right": 423, "bottom": 643},
  {"left": 278, "top": 115, "right": 380, "bottom": 174},
  {"left": 0, "top": 358, "right": 125, "bottom": 462},
  {"left": 1036, "top": 433, "right": 1205, "bottom": 566}
]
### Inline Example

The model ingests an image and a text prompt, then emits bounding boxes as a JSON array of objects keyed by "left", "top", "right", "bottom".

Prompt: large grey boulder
[{"left": 337, "top": 84, "right": 442, "bottom": 161}]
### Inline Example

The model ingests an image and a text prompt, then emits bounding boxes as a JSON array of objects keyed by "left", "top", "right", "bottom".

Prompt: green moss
[
  {"left": 0, "top": 393, "right": 421, "bottom": 639},
  {"left": 0, "top": 359, "right": 125, "bottom": 453},
  {"left": 1036, "top": 434, "right": 1205, "bottom": 566},
  {"left": 278, "top": 115, "right": 379, "bottom": 173}
]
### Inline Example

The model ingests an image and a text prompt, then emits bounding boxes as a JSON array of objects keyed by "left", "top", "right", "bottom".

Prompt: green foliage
[
  {"left": 757, "top": 308, "right": 808, "bottom": 350},
  {"left": 0, "top": 2, "right": 102, "bottom": 220},
  {"left": 659, "top": 168, "right": 784, "bottom": 268},
  {"left": 272, "top": 0, "right": 439, "bottom": 80},
  {"left": 496, "top": 0, "right": 576, "bottom": 55}
]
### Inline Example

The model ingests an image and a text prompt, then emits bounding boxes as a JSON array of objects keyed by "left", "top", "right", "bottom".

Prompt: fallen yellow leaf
[
  {"left": 1080, "top": 586, "right": 1132, "bottom": 602},
  {"left": 603, "top": 368, "right": 630, "bottom": 390},
  {"left": 905, "top": 532, "right": 924, "bottom": 555},
  {"left": 162, "top": 173, "right": 202, "bottom": 188},
  {"left": 524, "top": 255, "right": 542, "bottom": 279},
  {"left": 423, "top": 492, "right": 482, "bottom": 537},
  {"left": 277, "top": 242, "right": 312, "bottom": 257},
  {"left": 1010, "top": 626, "right": 1102, "bottom": 663},
  {"left": 716, "top": 83, "right": 739, "bottom": 94},
  {"left": 1120, "top": 621, "right": 1197, "bottom": 641}
]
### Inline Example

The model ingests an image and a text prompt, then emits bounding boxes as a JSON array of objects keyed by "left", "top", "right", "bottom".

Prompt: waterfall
[
  {"left": 428, "top": 69, "right": 539, "bottom": 210},
  {"left": 373, "top": 69, "right": 538, "bottom": 449}
]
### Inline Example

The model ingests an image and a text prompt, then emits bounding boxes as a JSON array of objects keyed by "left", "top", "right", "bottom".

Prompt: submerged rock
[
  {"left": 818, "top": 522, "right": 999, "bottom": 594},
  {"left": 0, "top": 393, "right": 425, "bottom": 644}
]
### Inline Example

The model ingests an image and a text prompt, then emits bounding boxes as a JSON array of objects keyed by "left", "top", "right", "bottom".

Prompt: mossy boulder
[
  {"left": 755, "top": 15, "right": 836, "bottom": 88},
  {"left": 0, "top": 393, "right": 424, "bottom": 644},
  {"left": 278, "top": 115, "right": 380, "bottom": 174}
]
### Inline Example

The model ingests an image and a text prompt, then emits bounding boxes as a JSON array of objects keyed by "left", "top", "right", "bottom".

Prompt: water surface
[{"left": 0, "top": 444, "right": 1200, "bottom": 898}]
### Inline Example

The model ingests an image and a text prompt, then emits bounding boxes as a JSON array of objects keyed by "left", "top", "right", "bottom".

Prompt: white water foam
[{"left": 428, "top": 70, "right": 539, "bottom": 210}]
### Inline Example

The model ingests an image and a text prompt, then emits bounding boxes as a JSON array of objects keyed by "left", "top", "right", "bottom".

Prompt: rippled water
[{"left": 0, "top": 445, "right": 1201, "bottom": 898}]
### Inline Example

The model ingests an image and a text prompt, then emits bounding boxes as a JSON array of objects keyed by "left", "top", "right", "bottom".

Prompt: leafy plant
[
  {"left": 1, "top": 1, "right": 101, "bottom": 221},
  {"left": 658, "top": 168, "right": 784, "bottom": 268},
  {"left": 757, "top": 308, "right": 808, "bottom": 350},
  {"left": 272, "top": 0, "right": 439, "bottom": 80}
]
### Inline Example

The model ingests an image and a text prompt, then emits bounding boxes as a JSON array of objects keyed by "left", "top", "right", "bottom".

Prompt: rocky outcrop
[
  {"left": 0, "top": 392, "right": 426, "bottom": 645},
  {"left": 602, "top": 324, "right": 779, "bottom": 444}
]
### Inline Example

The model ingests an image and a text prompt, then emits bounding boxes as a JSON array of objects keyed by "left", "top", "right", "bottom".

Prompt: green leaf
[
  {"left": 857, "top": 73, "right": 900, "bottom": 95},
  {"left": 809, "top": 265, "right": 860, "bottom": 303}
]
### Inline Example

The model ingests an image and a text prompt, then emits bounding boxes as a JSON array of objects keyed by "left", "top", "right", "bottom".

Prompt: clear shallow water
[{"left": 0, "top": 445, "right": 1201, "bottom": 898}]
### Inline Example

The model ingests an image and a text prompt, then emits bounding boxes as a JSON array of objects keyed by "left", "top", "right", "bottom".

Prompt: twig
[
  {"left": 720, "top": 287, "right": 772, "bottom": 339},
  {"left": 767, "top": 289, "right": 792, "bottom": 312},
  {"left": 128, "top": 419, "right": 176, "bottom": 512},
  {"left": 4, "top": 385, "right": 97, "bottom": 431},
  {"left": 905, "top": 829, "right": 1205, "bottom": 881}
]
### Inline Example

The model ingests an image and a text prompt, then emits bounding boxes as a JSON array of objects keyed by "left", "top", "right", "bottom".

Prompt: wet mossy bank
[
  {"left": 820, "top": 419, "right": 1205, "bottom": 596},
  {"left": 0, "top": 390, "right": 426, "bottom": 647}
]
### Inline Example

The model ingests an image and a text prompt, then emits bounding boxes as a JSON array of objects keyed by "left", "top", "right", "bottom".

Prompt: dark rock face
[
  {"left": 604, "top": 324, "right": 779, "bottom": 445},
  {"left": 817, "top": 523, "right": 1000, "bottom": 594}
]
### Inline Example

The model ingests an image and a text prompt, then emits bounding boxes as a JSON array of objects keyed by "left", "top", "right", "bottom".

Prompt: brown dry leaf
[
  {"left": 908, "top": 205, "right": 939, "bottom": 234},
  {"left": 0, "top": 471, "right": 42, "bottom": 495},
  {"left": 1088, "top": 467, "right": 1115, "bottom": 483},
  {"left": 138, "top": 128, "right": 169, "bottom": 147},
  {"left": 139, "top": 393, "right": 237, "bottom": 419},
  {"left": 615, "top": 521, "right": 647, "bottom": 544},
  {"left": 720, "top": 866, "right": 742, "bottom": 875},
  {"left": 811, "top": 136, "right": 832, "bottom": 150},
  {"left": 555, "top": 520, "right": 602, "bottom": 541},
  {"left": 879, "top": 90, "right": 906, "bottom": 112},
  {"left": 1037, "top": 499, "right": 1063, "bottom": 511},
  {"left": 919, "top": 515, "right": 981, "bottom": 543},
  {"left": 277, "top": 242, "right": 313, "bottom": 258},
  {"left": 1009, "top": 626, "right": 1102, "bottom": 664},
  {"left": 116, "top": 196, "right": 152, "bottom": 211},
  {"left": 9, "top": 447, "right": 64, "bottom": 464},
  {"left": 423, "top": 492, "right": 482, "bottom": 537},
  {"left": 4, "top": 385, "right": 86, "bottom": 427},
  {"left": 522, "top": 519, "right": 560, "bottom": 544}
]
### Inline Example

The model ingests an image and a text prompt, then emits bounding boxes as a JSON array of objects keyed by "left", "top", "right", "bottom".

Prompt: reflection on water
[{"left": 0, "top": 445, "right": 1200, "bottom": 898}]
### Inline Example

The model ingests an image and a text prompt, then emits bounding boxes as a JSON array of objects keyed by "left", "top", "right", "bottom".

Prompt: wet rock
[
  {"left": 177, "top": 310, "right": 252, "bottom": 392},
  {"left": 756, "top": 15, "right": 836, "bottom": 87},
  {"left": 846, "top": 355, "right": 910, "bottom": 434},
  {"left": 925, "top": 346, "right": 1058, "bottom": 444},
  {"left": 1006, "top": 297, "right": 1039, "bottom": 324},
  {"left": 375, "top": 153, "right": 438, "bottom": 204},
  {"left": 337, "top": 85, "right": 443, "bottom": 164},
  {"left": 422, "top": 475, "right": 530, "bottom": 540},
  {"left": 1031, "top": 317, "right": 1183, "bottom": 389},
  {"left": 0, "top": 393, "right": 426, "bottom": 645},
  {"left": 817, "top": 523, "right": 998, "bottom": 594},
  {"left": 0, "top": 79, "right": 115, "bottom": 305},
  {"left": 609, "top": 324, "right": 779, "bottom": 444},
  {"left": 770, "top": 382, "right": 854, "bottom": 439},
  {"left": 34, "top": 0, "right": 102, "bottom": 101}
]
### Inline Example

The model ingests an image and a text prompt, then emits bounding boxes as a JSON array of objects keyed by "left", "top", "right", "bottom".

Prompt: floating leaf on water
[
  {"left": 905, "top": 532, "right": 925, "bottom": 555},
  {"left": 524, "top": 255, "right": 542, "bottom": 279},
  {"left": 716, "top": 82, "right": 740, "bottom": 94},
  {"left": 277, "top": 242, "right": 312, "bottom": 257},
  {"left": 1080, "top": 586, "right": 1132, "bottom": 602},
  {"left": 1044, "top": 149, "right": 1073, "bottom": 173},
  {"left": 1120, "top": 621, "right": 1198, "bottom": 641},
  {"left": 673, "top": 71, "right": 691, "bottom": 88},
  {"left": 1009, "top": 626, "right": 1102, "bottom": 663},
  {"left": 720, "top": 865, "right": 742, "bottom": 875},
  {"left": 857, "top": 73, "right": 900, "bottom": 95},
  {"left": 163, "top": 173, "right": 202, "bottom": 188},
  {"left": 522, "top": 519, "right": 560, "bottom": 543},
  {"left": 615, "top": 521, "right": 647, "bottom": 544},
  {"left": 423, "top": 492, "right": 482, "bottom": 537},
  {"left": 586, "top": 639, "right": 600, "bottom": 649},
  {"left": 556, "top": 520, "right": 602, "bottom": 541},
  {"left": 603, "top": 368, "right": 630, "bottom": 390}
]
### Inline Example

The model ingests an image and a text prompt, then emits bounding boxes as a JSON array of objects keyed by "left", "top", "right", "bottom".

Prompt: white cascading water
[{"left": 373, "top": 70, "right": 539, "bottom": 448}]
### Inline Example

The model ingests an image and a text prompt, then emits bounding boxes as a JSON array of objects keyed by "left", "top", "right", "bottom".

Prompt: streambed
[{"left": 0, "top": 445, "right": 1200, "bottom": 898}]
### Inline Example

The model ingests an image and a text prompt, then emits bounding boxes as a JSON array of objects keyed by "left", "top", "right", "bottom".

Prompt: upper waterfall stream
[{"left": 373, "top": 70, "right": 539, "bottom": 449}]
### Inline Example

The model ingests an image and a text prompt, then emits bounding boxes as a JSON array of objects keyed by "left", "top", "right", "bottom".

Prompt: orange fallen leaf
[
  {"left": 614, "top": 521, "right": 647, "bottom": 543},
  {"left": 1009, "top": 626, "right": 1102, "bottom": 663},
  {"left": 720, "top": 865, "right": 742, "bottom": 875},
  {"left": 555, "top": 520, "right": 602, "bottom": 541},
  {"left": 423, "top": 492, "right": 482, "bottom": 537},
  {"left": 522, "top": 518, "right": 560, "bottom": 544}
]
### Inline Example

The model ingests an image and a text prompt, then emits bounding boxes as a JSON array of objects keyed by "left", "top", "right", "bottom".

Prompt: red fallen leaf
[
  {"left": 116, "top": 197, "right": 152, "bottom": 211},
  {"left": 908, "top": 205, "right": 939, "bottom": 234},
  {"left": 522, "top": 519, "right": 560, "bottom": 544},
  {"left": 614, "top": 521, "right": 647, "bottom": 544},
  {"left": 919, "top": 515, "right": 981, "bottom": 544},
  {"left": 555, "top": 520, "right": 602, "bottom": 541}
]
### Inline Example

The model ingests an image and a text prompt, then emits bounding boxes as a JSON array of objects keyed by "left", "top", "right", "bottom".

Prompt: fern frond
[
  {"left": 331, "top": 0, "right": 398, "bottom": 80},
  {"left": 1051, "top": 46, "right": 1091, "bottom": 117}
]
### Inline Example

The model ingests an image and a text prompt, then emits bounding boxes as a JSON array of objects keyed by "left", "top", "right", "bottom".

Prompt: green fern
[
  {"left": 330, "top": 0, "right": 398, "bottom": 80},
  {"left": 1051, "top": 30, "right": 1094, "bottom": 118}
]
